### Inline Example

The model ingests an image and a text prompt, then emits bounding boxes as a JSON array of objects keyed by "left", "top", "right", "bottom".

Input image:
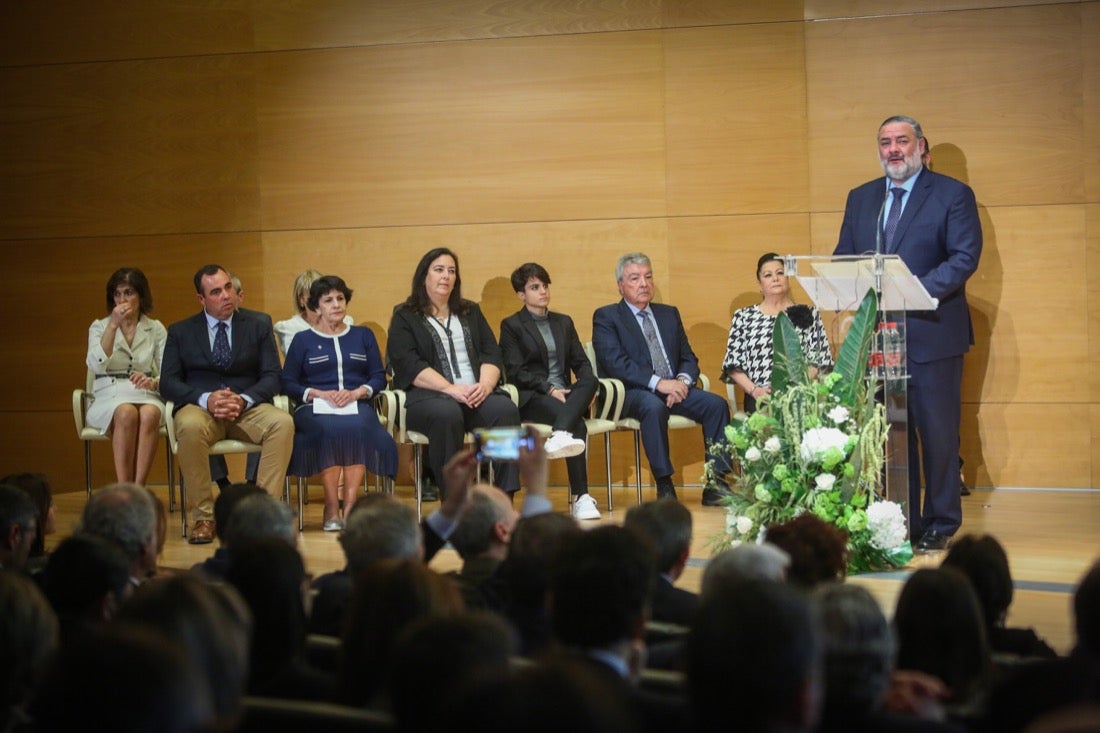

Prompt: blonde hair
[{"left": 292, "top": 269, "right": 324, "bottom": 314}]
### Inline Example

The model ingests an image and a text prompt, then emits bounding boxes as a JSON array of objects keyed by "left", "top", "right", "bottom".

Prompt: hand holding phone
[{"left": 473, "top": 426, "right": 534, "bottom": 462}]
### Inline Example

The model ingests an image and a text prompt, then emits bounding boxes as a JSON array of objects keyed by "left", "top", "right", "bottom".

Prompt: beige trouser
[{"left": 175, "top": 403, "right": 294, "bottom": 524}]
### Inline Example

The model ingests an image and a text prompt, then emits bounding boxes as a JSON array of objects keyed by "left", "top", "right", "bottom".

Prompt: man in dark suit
[
  {"left": 834, "top": 115, "right": 982, "bottom": 552},
  {"left": 500, "top": 262, "right": 598, "bottom": 519},
  {"left": 160, "top": 264, "right": 294, "bottom": 544},
  {"left": 592, "top": 252, "right": 731, "bottom": 506},
  {"left": 624, "top": 498, "right": 698, "bottom": 626}
]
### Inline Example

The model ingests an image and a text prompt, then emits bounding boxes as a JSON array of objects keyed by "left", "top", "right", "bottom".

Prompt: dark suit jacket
[
  {"left": 386, "top": 302, "right": 503, "bottom": 403},
  {"left": 499, "top": 308, "right": 595, "bottom": 407},
  {"left": 160, "top": 308, "right": 282, "bottom": 410},
  {"left": 591, "top": 300, "right": 699, "bottom": 389},
  {"left": 651, "top": 575, "right": 699, "bottom": 627},
  {"left": 834, "top": 168, "right": 982, "bottom": 363}
]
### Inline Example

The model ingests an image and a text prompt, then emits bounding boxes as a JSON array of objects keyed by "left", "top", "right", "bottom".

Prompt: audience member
[
  {"left": 624, "top": 498, "right": 698, "bottom": 626},
  {"left": 190, "top": 482, "right": 265, "bottom": 579},
  {"left": 221, "top": 492, "right": 297, "bottom": 549},
  {"left": 338, "top": 558, "right": 464, "bottom": 710},
  {"left": 37, "top": 534, "right": 131, "bottom": 646},
  {"left": 701, "top": 542, "right": 790, "bottom": 595},
  {"left": 765, "top": 513, "right": 849, "bottom": 588},
  {"left": 0, "top": 473, "right": 54, "bottom": 571},
  {"left": 116, "top": 572, "right": 251, "bottom": 731},
  {"left": 78, "top": 482, "right": 158, "bottom": 582},
  {"left": 686, "top": 579, "right": 823, "bottom": 733},
  {"left": 0, "top": 571, "right": 57, "bottom": 733},
  {"left": 942, "top": 533, "right": 1058, "bottom": 659},
  {"left": 226, "top": 537, "right": 333, "bottom": 702},
  {"left": 448, "top": 484, "right": 519, "bottom": 609},
  {"left": 0, "top": 484, "right": 37, "bottom": 573}
]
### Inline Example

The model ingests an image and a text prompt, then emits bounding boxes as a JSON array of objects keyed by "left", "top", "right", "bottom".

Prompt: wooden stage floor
[{"left": 52, "top": 482, "right": 1100, "bottom": 655}]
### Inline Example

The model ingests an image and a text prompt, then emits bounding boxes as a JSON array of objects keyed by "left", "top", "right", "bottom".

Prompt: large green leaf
[
  {"left": 770, "top": 311, "right": 808, "bottom": 394},
  {"left": 833, "top": 288, "right": 879, "bottom": 404}
]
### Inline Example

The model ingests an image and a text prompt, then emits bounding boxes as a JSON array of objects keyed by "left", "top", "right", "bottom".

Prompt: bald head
[{"left": 450, "top": 484, "right": 519, "bottom": 561}]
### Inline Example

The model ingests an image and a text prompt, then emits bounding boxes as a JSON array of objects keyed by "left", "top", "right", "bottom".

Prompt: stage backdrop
[{"left": 1, "top": 0, "right": 1097, "bottom": 493}]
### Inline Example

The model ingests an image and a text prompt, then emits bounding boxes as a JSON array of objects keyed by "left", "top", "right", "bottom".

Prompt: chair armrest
[
  {"left": 500, "top": 383, "right": 518, "bottom": 406},
  {"left": 697, "top": 373, "right": 711, "bottom": 391},
  {"left": 377, "top": 389, "right": 405, "bottom": 442},
  {"left": 164, "top": 401, "right": 178, "bottom": 453},
  {"left": 73, "top": 389, "right": 88, "bottom": 437},
  {"left": 592, "top": 377, "right": 625, "bottom": 423},
  {"left": 273, "top": 395, "right": 290, "bottom": 413}
]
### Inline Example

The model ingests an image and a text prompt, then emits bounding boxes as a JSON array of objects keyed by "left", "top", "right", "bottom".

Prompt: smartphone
[{"left": 473, "top": 426, "right": 533, "bottom": 462}]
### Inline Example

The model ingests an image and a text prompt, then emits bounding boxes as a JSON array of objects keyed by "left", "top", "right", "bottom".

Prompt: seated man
[
  {"left": 500, "top": 262, "right": 597, "bottom": 519},
  {"left": 592, "top": 252, "right": 731, "bottom": 505},
  {"left": 160, "top": 264, "right": 293, "bottom": 544},
  {"left": 0, "top": 484, "right": 37, "bottom": 573},
  {"left": 624, "top": 498, "right": 698, "bottom": 626},
  {"left": 78, "top": 482, "right": 159, "bottom": 584}
]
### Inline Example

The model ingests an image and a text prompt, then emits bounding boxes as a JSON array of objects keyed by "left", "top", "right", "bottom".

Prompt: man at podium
[{"left": 834, "top": 115, "right": 982, "bottom": 553}]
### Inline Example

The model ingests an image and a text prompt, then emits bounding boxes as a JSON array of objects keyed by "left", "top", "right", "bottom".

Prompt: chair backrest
[
  {"left": 238, "top": 697, "right": 395, "bottom": 733},
  {"left": 584, "top": 341, "right": 600, "bottom": 377},
  {"left": 726, "top": 382, "right": 740, "bottom": 415}
]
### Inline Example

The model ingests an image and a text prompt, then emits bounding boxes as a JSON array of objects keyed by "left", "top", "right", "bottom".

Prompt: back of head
[
  {"left": 39, "top": 534, "right": 131, "bottom": 624},
  {"left": 624, "top": 498, "right": 692, "bottom": 574},
  {"left": 339, "top": 495, "right": 421, "bottom": 573},
  {"left": 213, "top": 483, "right": 265, "bottom": 541},
  {"left": 549, "top": 525, "right": 655, "bottom": 649},
  {"left": 894, "top": 567, "right": 990, "bottom": 699},
  {"left": 1, "top": 473, "right": 51, "bottom": 557},
  {"left": 222, "top": 493, "right": 296, "bottom": 549},
  {"left": 117, "top": 573, "right": 250, "bottom": 728},
  {"left": 942, "top": 533, "right": 1014, "bottom": 629},
  {"left": 449, "top": 486, "right": 513, "bottom": 561},
  {"left": 686, "top": 580, "right": 823, "bottom": 733},
  {"left": 764, "top": 513, "right": 849, "bottom": 588},
  {"left": 79, "top": 483, "right": 156, "bottom": 567},
  {"left": 502, "top": 512, "right": 581, "bottom": 607},
  {"left": 814, "top": 582, "right": 894, "bottom": 719},
  {"left": 701, "top": 543, "right": 791, "bottom": 596},
  {"left": 32, "top": 624, "right": 212, "bottom": 733},
  {"left": 0, "top": 484, "right": 37, "bottom": 570},
  {"left": 1074, "top": 558, "right": 1100, "bottom": 658},
  {"left": 0, "top": 571, "right": 57, "bottom": 720}
]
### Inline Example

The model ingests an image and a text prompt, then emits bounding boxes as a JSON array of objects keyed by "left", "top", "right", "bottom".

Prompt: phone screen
[{"left": 473, "top": 427, "right": 533, "bottom": 462}]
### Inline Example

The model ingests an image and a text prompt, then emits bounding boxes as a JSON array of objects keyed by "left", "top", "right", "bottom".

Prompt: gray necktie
[
  {"left": 638, "top": 311, "right": 673, "bottom": 378},
  {"left": 883, "top": 186, "right": 906, "bottom": 250},
  {"left": 212, "top": 321, "right": 231, "bottom": 369}
]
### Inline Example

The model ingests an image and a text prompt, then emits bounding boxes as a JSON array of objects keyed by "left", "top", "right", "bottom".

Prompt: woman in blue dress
[{"left": 282, "top": 275, "right": 397, "bottom": 531}]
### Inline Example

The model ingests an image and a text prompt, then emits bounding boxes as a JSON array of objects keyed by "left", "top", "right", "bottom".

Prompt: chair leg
[
  {"left": 179, "top": 470, "right": 188, "bottom": 538},
  {"left": 633, "top": 432, "right": 643, "bottom": 505},
  {"left": 84, "top": 442, "right": 93, "bottom": 498},
  {"left": 604, "top": 433, "right": 613, "bottom": 512},
  {"left": 413, "top": 445, "right": 423, "bottom": 520},
  {"left": 297, "top": 476, "right": 305, "bottom": 532},
  {"left": 165, "top": 438, "right": 176, "bottom": 513}
]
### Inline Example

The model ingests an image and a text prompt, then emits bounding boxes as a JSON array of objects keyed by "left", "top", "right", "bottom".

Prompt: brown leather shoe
[{"left": 188, "top": 519, "right": 216, "bottom": 545}]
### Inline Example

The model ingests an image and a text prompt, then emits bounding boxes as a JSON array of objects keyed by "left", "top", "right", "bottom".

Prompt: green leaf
[
  {"left": 770, "top": 312, "right": 808, "bottom": 393},
  {"left": 833, "top": 288, "right": 879, "bottom": 404}
]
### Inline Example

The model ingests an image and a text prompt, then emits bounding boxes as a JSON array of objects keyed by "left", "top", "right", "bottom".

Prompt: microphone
[{"left": 875, "top": 187, "right": 889, "bottom": 255}]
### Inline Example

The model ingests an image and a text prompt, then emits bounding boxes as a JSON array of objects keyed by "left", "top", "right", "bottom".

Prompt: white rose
[
  {"left": 745, "top": 446, "right": 762, "bottom": 462},
  {"left": 866, "top": 500, "right": 908, "bottom": 549},
  {"left": 763, "top": 436, "right": 781, "bottom": 453},
  {"left": 827, "top": 406, "right": 850, "bottom": 425},
  {"left": 815, "top": 473, "right": 836, "bottom": 491},
  {"left": 736, "top": 516, "right": 754, "bottom": 535},
  {"left": 800, "top": 427, "right": 850, "bottom": 463}
]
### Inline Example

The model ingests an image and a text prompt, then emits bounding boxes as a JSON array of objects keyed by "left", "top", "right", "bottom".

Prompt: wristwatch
[{"left": 677, "top": 375, "right": 692, "bottom": 387}]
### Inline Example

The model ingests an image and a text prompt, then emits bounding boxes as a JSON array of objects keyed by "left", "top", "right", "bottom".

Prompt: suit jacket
[
  {"left": 651, "top": 575, "right": 699, "bottom": 627},
  {"left": 834, "top": 168, "right": 982, "bottom": 363},
  {"left": 499, "top": 308, "right": 595, "bottom": 407},
  {"left": 160, "top": 308, "right": 283, "bottom": 411},
  {"left": 592, "top": 300, "right": 699, "bottom": 390},
  {"left": 386, "top": 302, "right": 504, "bottom": 403}
]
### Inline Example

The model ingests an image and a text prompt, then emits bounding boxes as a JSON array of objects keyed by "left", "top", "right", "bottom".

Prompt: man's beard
[{"left": 881, "top": 150, "right": 922, "bottom": 181}]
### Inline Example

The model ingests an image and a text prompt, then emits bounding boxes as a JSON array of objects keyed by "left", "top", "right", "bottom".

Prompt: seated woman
[
  {"left": 282, "top": 275, "right": 397, "bottom": 530},
  {"left": 387, "top": 247, "right": 522, "bottom": 499},
  {"left": 721, "top": 252, "right": 833, "bottom": 412},
  {"left": 85, "top": 267, "right": 166, "bottom": 485}
]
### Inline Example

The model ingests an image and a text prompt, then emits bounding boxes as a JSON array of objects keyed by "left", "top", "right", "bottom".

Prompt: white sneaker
[
  {"left": 323, "top": 518, "right": 344, "bottom": 532},
  {"left": 544, "top": 430, "right": 586, "bottom": 460},
  {"left": 571, "top": 493, "right": 601, "bottom": 520}
]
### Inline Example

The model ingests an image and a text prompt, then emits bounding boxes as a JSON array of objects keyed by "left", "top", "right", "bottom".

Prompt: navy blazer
[
  {"left": 835, "top": 168, "right": 982, "bottom": 363},
  {"left": 160, "top": 308, "right": 283, "bottom": 411},
  {"left": 499, "top": 308, "right": 595, "bottom": 408},
  {"left": 591, "top": 300, "right": 699, "bottom": 389}
]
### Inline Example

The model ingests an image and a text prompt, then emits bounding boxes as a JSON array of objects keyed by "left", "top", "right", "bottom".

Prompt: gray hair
[
  {"left": 879, "top": 115, "right": 924, "bottom": 141},
  {"left": 339, "top": 497, "right": 421, "bottom": 573},
  {"left": 79, "top": 483, "right": 157, "bottom": 561},
  {"left": 813, "top": 582, "right": 895, "bottom": 715},
  {"left": 702, "top": 543, "right": 790, "bottom": 596},
  {"left": 222, "top": 494, "right": 295, "bottom": 548},
  {"left": 449, "top": 489, "right": 509, "bottom": 561},
  {"left": 615, "top": 252, "right": 651, "bottom": 282}
]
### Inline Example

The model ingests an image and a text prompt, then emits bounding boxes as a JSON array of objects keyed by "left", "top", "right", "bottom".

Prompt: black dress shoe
[
  {"left": 701, "top": 488, "right": 731, "bottom": 507},
  {"left": 655, "top": 477, "right": 677, "bottom": 500},
  {"left": 960, "top": 480, "right": 971, "bottom": 496},
  {"left": 915, "top": 530, "right": 951, "bottom": 553},
  {"left": 419, "top": 480, "right": 439, "bottom": 502}
]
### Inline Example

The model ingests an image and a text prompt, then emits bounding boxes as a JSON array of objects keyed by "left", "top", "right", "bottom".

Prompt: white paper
[{"left": 312, "top": 400, "right": 359, "bottom": 416}]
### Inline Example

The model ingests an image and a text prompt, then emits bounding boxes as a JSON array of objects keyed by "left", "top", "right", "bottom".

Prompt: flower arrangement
[{"left": 706, "top": 289, "right": 913, "bottom": 573}]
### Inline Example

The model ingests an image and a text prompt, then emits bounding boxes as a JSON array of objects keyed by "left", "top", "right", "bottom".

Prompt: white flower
[
  {"left": 763, "top": 436, "right": 781, "bottom": 454},
  {"left": 736, "top": 516, "right": 754, "bottom": 535},
  {"left": 866, "top": 500, "right": 908, "bottom": 550},
  {"left": 827, "top": 406, "right": 850, "bottom": 425},
  {"left": 745, "top": 446, "right": 762, "bottom": 462},
  {"left": 814, "top": 473, "right": 836, "bottom": 491},
  {"left": 800, "top": 427, "right": 850, "bottom": 463}
]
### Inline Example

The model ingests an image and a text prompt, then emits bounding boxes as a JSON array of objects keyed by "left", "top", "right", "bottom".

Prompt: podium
[{"left": 782, "top": 254, "right": 938, "bottom": 523}]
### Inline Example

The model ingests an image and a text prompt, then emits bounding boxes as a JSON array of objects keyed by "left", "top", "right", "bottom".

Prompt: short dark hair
[
  {"left": 0, "top": 483, "right": 37, "bottom": 534},
  {"left": 1074, "top": 559, "right": 1100, "bottom": 656},
  {"left": 941, "top": 534, "right": 1014, "bottom": 629},
  {"left": 39, "top": 534, "right": 131, "bottom": 620},
  {"left": 105, "top": 268, "right": 154, "bottom": 315},
  {"left": 756, "top": 252, "right": 783, "bottom": 280},
  {"left": 213, "top": 483, "right": 265, "bottom": 540},
  {"left": 764, "top": 513, "right": 849, "bottom": 588},
  {"left": 192, "top": 264, "right": 227, "bottom": 294},
  {"left": 510, "top": 263, "right": 551, "bottom": 293},
  {"left": 1, "top": 472, "right": 51, "bottom": 557},
  {"left": 624, "top": 498, "right": 692, "bottom": 574},
  {"left": 306, "top": 275, "right": 354, "bottom": 312},
  {"left": 402, "top": 247, "right": 468, "bottom": 316}
]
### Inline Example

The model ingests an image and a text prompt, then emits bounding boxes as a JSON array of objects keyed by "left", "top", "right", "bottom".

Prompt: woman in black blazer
[{"left": 387, "top": 247, "right": 521, "bottom": 497}]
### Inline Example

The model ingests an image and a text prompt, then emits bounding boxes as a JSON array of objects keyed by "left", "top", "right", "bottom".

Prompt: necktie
[
  {"left": 638, "top": 311, "right": 673, "bottom": 378},
  {"left": 212, "top": 321, "right": 231, "bottom": 368},
  {"left": 883, "top": 186, "right": 906, "bottom": 250}
]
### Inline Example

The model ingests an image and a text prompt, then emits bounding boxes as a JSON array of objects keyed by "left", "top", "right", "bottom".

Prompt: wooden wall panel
[
  {"left": 664, "top": 23, "right": 809, "bottom": 216},
  {"left": 1086, "top": 3, "right": 1100, "bottom": 203},
  {"left": 256, "top": 32, "right": 666, "bottom": 230},
  {"left": 0, "top": 56, "right": 259, "bottom": 240},
  {"left": 805, "top": 0, "right": 1075, "bottom": 20},
  {"left": 965, "top": 404, "right": 1092, "bottom": 489},
  {"left": 1091, "top": 205, "right": 1100, "bottom": 403},
  {"left": 664, "top": 0, "right": 802, "bottom": 25},
  {"left": 0, "top": 1, "right": 254, "bottom": 66},
  {"left": 805, "top": 4, "right": 1084, "bottom": 213}
]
